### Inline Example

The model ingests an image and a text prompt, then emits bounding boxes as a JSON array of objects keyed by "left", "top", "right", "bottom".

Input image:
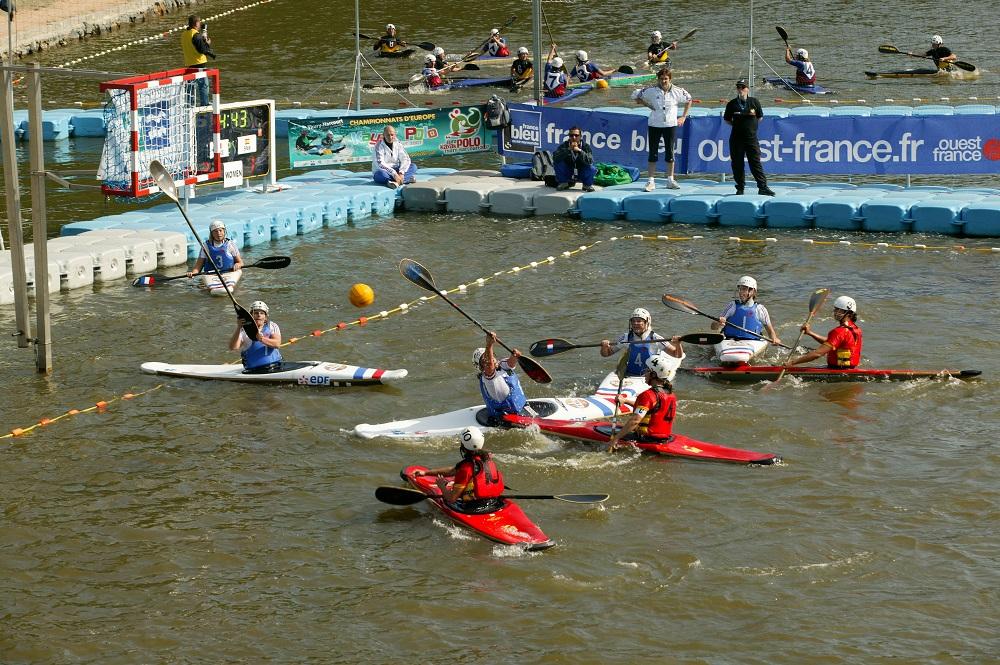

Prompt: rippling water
[{"left": 3, "top": 0, "right": 1000, "bottom": 662}]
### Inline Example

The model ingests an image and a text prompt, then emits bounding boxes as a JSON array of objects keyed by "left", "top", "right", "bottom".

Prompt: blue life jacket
[
  {"left": 625, "top": 330, "right": 660, "bottom": 376},
  {"left": 723, "top": 301, "right": 763, "bottom": 340},
  {"left": 204, "top": 239, "right": 236, "bottom": 272},
  {"left": 241, "top": 321, "right": 282, "bottom": 369},
  {"left": 479, "top": 365, "right": 527, "bottom": 418}
]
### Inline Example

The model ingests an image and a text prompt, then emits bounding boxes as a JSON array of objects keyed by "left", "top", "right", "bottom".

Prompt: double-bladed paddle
[
  {"left": 661, "top": 294, "right": 791, "bottom": 349},
  {"left": 529, "top": 332, "right": 724, "bottom": 357},
  {"left": 767, "top": 288, "right": 830, "bottom": 388},
  {"left": 648, "top": 28, "right": 699, "bottom": 65},
  {"left": 353, "top": 32, "right": 435, "bottom": 52},
  {"left": 149, "top": 160, "right": 258, "bottom": 341},
  {"left": 130, "top": 255, "right": 291, "bottom": 287},
  {"left": 398, "top": 258, "right": 551, "bottom": 384},
  {"left": 375, "top": 485, "right": 608, "bottom": 505},
  {"left": 877, "top": 45, "right": 976, "bottom": 72},
  {"left": 460, "top": 14, "right": 518, "bottom": 63}
]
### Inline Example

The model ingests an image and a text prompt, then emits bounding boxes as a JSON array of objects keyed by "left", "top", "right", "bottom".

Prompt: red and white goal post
[{"left": 99, "top": 67, "right": 222, "bottom": 198}]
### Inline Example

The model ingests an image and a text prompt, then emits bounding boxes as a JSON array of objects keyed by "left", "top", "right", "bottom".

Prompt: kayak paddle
[
  {"left": 398, "top": 258, "right": 551, "bottom": 384},
  {"left": 661, "top": 294, "right": 791, "bottom": 349},
  {"left": 776, "top": 25, "right": 790, "bottom": 50},
  {"left": 375, "top": 485, "right": 608, "bottom": 505},
  {"left": 130, "top": 255, "right": 291, "bottom": 287},
  {"left": 460, "top": 14, "right": 518, "bottom": 63},
  {"left": 877, "top": 45, "right": 976, "bottom": 72},
  {"left": 529, "top": 332, "right": 724, "bottom": 357},
  {"left": 149, "top": 160, "right": 258, "bottom": 341},
  {"left": 353, "top": 32, "right": 435, "bottom": 52},
  {"left": 767, "top": 288, "right": 830, "bottom": 388}
]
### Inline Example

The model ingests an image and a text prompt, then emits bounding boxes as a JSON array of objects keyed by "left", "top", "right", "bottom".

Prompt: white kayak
[
  {"left": 201, "top": 269, "right": 242, "bottom": 296},
  {"left": 354, "top": 394, "right": 632, "bottom": 440},
  {"left": 714, "top": 338, "right": 769, "bottom": 366},
  {"left": 141, "top": 360, "right": 408, "bottom": 386}
]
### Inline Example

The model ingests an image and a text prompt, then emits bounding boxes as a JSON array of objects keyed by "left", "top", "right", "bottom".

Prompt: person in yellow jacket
[{"left": 180, "top": 14, "right": 216, "bottom": 106}]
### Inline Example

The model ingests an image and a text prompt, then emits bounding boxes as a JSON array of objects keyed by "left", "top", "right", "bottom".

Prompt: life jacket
[
  {"left": 625, "top": 330, "right": 660, "bottom": 376},
  {"left": 635, "top": 386, "right": 676, "bottom": 439},
  {"left": 648, "top": 42, "right": 669, "bottom": 62},
  {"left": 422, "top": 67, "right": 442, "bottom": 88},
  {"left": 241, "top": 321, "right": 282, "bottom": 369},
  {"left": 479, "top": 365, "right": 528, "bottom": 418},
  {"left": 571, "top": 62, "right": 598, "bottom": 82},
  {"left": 455, "top": 453, "right": 504, "bottom": 500},
  {"left": 795, "top": 60, "right": 816, "bottom": 85},
  {"left": 723, "top": 300, "right": 764, "bottom": 340},
  {"left": 181, "top": 28, "right": 207, "bottom": 67},
  {"left": 203, "top": 238, "right": 235, "bottom": 272},
  {"left": 486, "top": 38, "right": 509, "bottom": 57},
  {"left": 827, "top": 320, "right": 862, "bottom": 368},
  {"left": 511, "top": 58, "right": 533, "bottom": 82},
  {"left": 376, "top": 35, "right": 400, "bottom": 54},
  {"left": 544, "top": 65, "right": 566, "bottom": 96}
]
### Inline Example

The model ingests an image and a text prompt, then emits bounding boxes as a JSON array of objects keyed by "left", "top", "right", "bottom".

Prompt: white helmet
[
  {"left": 645, "top": 353, "right": 676, "bottom": 380},
  {"left": 490, "top": 28, "right": 500, "bottom": 36},
  {"left": 472, "top": 347, "right": 487, "bottom": 367},
  {"left": 460, "top": 426, "right": 485, "bottom": 451},
  {"left": 651, "top": 30, "right": 662, "bottom": 41},
  {"left": 576, "top": 50, "right": 588, "bottom": 62},
  {"left": 931, "top": 35, "right": 943, "bottom": 45},
  {"left": 833, "top": 295, "right": 857, "bottom": 313},
  {"left": 386, "top": 23, "right": 395, "bottom": 31},
  {"left": 424, "top": 54, "right": 435, "bottom": 63},
  {"left": 433, "top": 46, "right": 444, "bottom": 56},
  {"left": 517, "top": 46, "right": 529, "bottom": 55},
  {"left": 551, "top": 56, "right": 564, "bottom": 69},
  {"left": 630, "top": 307, "right": 651, "bottom": 323},
  {"left": 209, "top": 219, "right": 225, "bottom": 231},
  {"left": 795, "top": 48, "right": 808, "bottom": 59},
  {"left": 737, "top": 275, "right": 758, "bottom": 291},
  {"left": 250, "top": 300, "right": 269, "bottom": 314}
]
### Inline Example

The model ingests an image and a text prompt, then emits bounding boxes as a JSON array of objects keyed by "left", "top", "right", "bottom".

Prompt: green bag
[{"left": 593, "top": 163, "right": 634, "bottom": 186}]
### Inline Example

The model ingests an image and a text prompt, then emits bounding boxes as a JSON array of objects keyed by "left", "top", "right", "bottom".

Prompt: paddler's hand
[
  {"left": 434, "top": 475, "right": 449, "bottom": 491},
  {"left": 412, "top": 470, "right": 425, "bottom": 477},
  {"left": 800, "top": 323, "right": 812, "bottom": 335},
  {"left": 772, "top": 335, "right": 783, "bottom": 346},
  {"left": 718, "top": 316, "right": 727, "bottom": 326},
  {"left": 186, "top": 270, "right": 196, "bottom": 278}
]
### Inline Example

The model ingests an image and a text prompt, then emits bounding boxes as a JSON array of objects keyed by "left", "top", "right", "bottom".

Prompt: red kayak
[
  {"left": 503, "top": 415, "right": 780, "bottom": 465},
  {"left": 685, "top": 365, "right": 982, "bottom": 383},
  {"left": 401, "top": 466, "right": 555, "bottom": 551}
]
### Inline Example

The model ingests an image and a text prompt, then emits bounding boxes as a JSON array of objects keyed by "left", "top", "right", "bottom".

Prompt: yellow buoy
[
  {"left": 596, "top": 79, "right": 609, "bottom": 89},
  {"left": 349, "top": 283, "right": 375, "bottom": 308}
]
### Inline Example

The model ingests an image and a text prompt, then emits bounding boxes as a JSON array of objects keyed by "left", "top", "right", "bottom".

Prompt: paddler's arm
[
  {"left": 787, "top": 342, "right": 831, "bottom": 367},
  {"left": 229, "top": 320, "right": 246, "bottom": 350},
  {"left": 412, "top": 465, "right": 455, "bottom": 477},
  {"left": 663, "top": 335, "right": 683, "bottom": 358},
  {"left": 187, "top": 255, "right": 206, "bottom": 278},
  {"left": 600, "top": 338, "right": 619, "bottom": 357},
  {"left": 608, "top": 408, "right": 645, "bottom": 451},
  {"left": 256, "top": 323, "right": 282, "bottom": 348},
  {"left": 231, "top": 244, "right": 244, "bottom": 271},
  {"left": 800, "top": 322, "right": 827, "bottom": 344}
]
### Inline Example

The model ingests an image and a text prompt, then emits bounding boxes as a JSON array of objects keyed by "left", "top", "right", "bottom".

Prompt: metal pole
[
  {"left": 748, "top": 0, "right": 754, "bottom": 95},
  {"left": 532, "top": 0, "right": 542, "bottom": 104},
  {"left": 353, "top": 0, "right": 361, "bottom": 111},
  {"left": 1, "top": 65, "right": 31, "bottom": 348},
  {"left": 27, "top": 63, "right": 51, "bottom": 372}
]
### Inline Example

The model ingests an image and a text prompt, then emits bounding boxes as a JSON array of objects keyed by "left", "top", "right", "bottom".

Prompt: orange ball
[{"left": 349, "top": 283, "right": 375, "bottom": 308}]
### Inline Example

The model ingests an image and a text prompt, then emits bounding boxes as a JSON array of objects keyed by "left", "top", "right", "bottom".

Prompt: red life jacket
[
  {"left": 456, "top": 453, "right": 504, "bottom": 499},
  {"left": 635, "top": 386, "right": 676, "bottom": 439}
]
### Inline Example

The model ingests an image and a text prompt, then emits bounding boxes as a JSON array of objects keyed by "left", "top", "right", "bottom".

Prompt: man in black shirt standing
[{"left": 723, "top": 79, "right": 775, "bottom": 196}]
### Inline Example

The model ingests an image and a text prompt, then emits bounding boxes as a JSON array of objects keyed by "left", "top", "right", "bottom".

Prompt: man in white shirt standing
[
  {"left": 372, "top": 125, "right": 417, "bottom": 189},
  {"left": 631, "top": 68, "right": 692, "bottom": 191}
]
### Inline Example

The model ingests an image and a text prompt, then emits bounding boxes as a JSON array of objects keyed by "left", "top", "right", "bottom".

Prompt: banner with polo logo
[{"left": 289, "top": 105, "right": 493, "bottom": 168}]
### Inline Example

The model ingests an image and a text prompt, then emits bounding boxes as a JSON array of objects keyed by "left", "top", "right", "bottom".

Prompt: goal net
[{"left": 99, "top": 68, "right": 222, "bottom": 198}]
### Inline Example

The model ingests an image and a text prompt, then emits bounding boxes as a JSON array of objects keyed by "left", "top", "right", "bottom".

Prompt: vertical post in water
[
  {"left": 748, "top": 0, "right": 755, "bottom": 94},
  {"left": 27, "top": 63, "right": 52, "bottom": 372},
  {"left": 532, "top": 0, "right": 542, "bottom": 104},
  {"left": 0, "top": 63, "right": 31, "bottom": 348},
  {"left": 353, "top": 0, "right": 362, "bottom": 111}
]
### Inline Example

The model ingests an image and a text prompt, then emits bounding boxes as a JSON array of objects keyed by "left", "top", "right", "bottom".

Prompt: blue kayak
[
  {"left": 432, "top": 76, "right": 512, "bottom": 92},
  {"left": 762, "top": 76, "right": 834, "bottom": 95}
]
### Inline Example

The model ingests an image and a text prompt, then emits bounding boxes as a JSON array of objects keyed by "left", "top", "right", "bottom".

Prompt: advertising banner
[
  {"left": 502, "top": 103, "right": 1000, "bottom": 175},
  {"left": 502, "top": 104, "right": 662, "bottom": 171},
  {"left": 289, "top": 105, "right": 493, "bottom": 168}
]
